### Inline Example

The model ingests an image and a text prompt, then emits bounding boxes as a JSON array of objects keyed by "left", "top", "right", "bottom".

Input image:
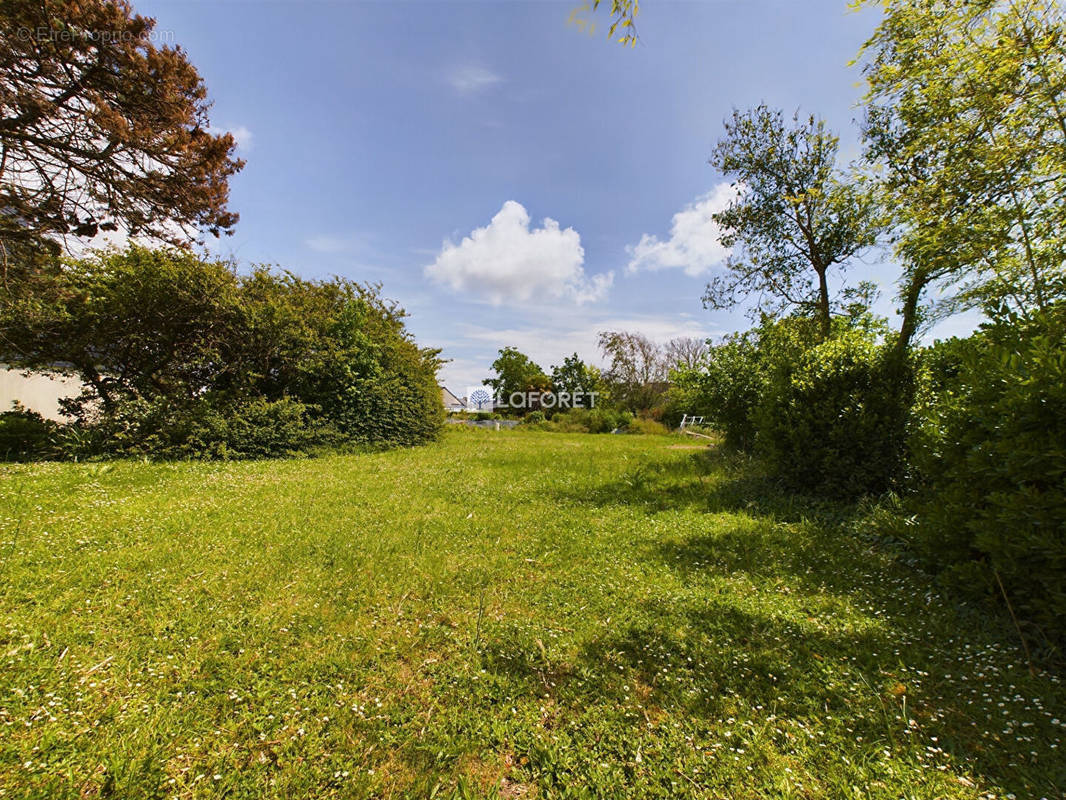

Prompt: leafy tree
[
  {"left": 704, "top": 105, "right": 879, "bottom": 338},
  {"left": 859, "top": 0, "right": 1066, "bottom": 354},
  {"left": 232, "top": 270, "right": 445, "bottom": 446},
  {"left": 1, "top": 246, "right": 240, "bottom": 415},
  {"left": 597, "top": 330, "right": 667, "bottom": 412},
  {"left": 550, "top": 352, "right": 600, "bottom": 397},
  {"left": 484, "top": 347, "right": 551, "bottom": 408},
  {"left": 668, "top": 331, "right": 764, "bottom": 448},
  {"left": 0, "top": 0, "right": 243, "bottom": 258}
]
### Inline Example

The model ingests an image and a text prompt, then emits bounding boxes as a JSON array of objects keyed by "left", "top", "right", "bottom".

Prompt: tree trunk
[
  {"left": 893, "top": 267, "right": 928, "bottom": 360},
  {"left": 816, "top": 268, "right": 831, "bottom": 339}
]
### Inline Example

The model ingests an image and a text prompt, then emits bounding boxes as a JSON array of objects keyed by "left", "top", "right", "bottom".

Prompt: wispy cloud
[{"left": 447, "top": 64, "right": 503, "bottom": 95}]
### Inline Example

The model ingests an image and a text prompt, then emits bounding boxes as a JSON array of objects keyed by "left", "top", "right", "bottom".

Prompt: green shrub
[
  {"left": 1, "top": 247, "right": 444, "bottom": 459},
  {"left": 584, "top": 407, "right": 632, "bottom": 433},
  {"left": 626, "top": 417, "right": 669, "bottom": 435},
  {"left": 667, "top": 316, "right": 825, "bottom": 449},
  {"left": 906, "top": 304, "right": 1066, "bottom": 648},
  {"left": 160, "top": 398, "right": 333, "bottom": 459},
  {"left": 0, "top": 406, "right": 57, "bottom": 460},
  {"left": 50, "top": 397, "right": 334, "bottom": 460},
  {"left": 524, "top": 410, "right": 546, "bottom": 424},
  {"left": 533, "top": 407, "right": 632, "bottom": 433},
  {"left": 757, "top": 330, "right": 906, "bottom": 498},
  {"left": 667, "top": 332, "right": 763, "bottom": 448}
]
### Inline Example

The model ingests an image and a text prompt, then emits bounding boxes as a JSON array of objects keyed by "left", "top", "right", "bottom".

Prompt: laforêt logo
[{"left": 468, "top": 388, "right": 493, "bottom": 410}]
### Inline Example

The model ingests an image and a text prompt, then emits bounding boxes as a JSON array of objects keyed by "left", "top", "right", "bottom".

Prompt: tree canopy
[
  {"left": 859, "top": 0, "right": 1066, "bottom": 351},
  {"left": 550, "top": 353, "right": 600, "bottom": 396},
  {"left": 0, "top": 247, "right": 444, "bottom": 456},
  {"left": 0, "top": 0, "right": 243, "bottom": 261},
  {"left": 597, "top": 330, "right": 669, "bottom": 412},
  {"left": 704, "top": 105, "right": 878, "bottom": 338},
  {"left": 485, "top": 347, "right": 551, "bottom": 402}
]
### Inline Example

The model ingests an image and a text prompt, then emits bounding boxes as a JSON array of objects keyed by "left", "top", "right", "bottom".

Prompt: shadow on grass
[
  {"left": 494, "top": 446, "right": 1066, "bottom": 797},
  {"left": 575, "top": 599, "right": 894, "bottom": 719},
  {"left": 553, "top": 447, "right": 862, "bottom": 526}
]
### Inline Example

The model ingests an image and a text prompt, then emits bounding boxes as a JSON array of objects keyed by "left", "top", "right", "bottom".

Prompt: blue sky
[{"left": 136, "top": 0, "right": 973, "bottom": 392}]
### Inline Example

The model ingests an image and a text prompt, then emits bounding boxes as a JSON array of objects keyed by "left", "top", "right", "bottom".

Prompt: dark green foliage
[
  {"left": 169, "top": 398, "right": 327, "bottom": 459},
  {"left": 5, "top": 247, "right": 242, "bottom": 420},
  {"left": 550, "top": 353, "right": 600, "bottom": 397},
  {"left": 0, "top": 407, "right": 57, "bottom": 460},
  {"left": 1, "top": 246, "right": 443, "bottom": 459},
  {"left": 666, "top": 314, "right": 905, "bottom": 497},
  {"left": 54, "top": 397, "right": 333, "bottom": 460},
  {"left": 906, "top": 305, "right": 1066, "bottom": 648},
  {"left": 484, "top": 347, "right": 551, "bottom": 414},
  {"left": 757, "top": 328, "right": 906, "bottom": 498}
]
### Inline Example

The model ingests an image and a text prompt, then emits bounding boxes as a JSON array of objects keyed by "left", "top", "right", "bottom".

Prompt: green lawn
[{"left": 1, "top": 429, "right": 1063, "bottom": 799}]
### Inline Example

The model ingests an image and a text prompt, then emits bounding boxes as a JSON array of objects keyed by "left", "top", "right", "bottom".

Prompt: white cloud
[
  {"left": 230, "top": 125, "right": 254, "bottom": 151},
  {"left": 626, "top": 182, "right": 737, "bottom": 277},
  {"left": 425, "top": 200, "right": 613, "bottom": 305},
  {"left": 208, "top": 124, "right": 253, "bottom": 152},
  {"left": 447, "top": 65, "right": 503, "bottom": 94}
]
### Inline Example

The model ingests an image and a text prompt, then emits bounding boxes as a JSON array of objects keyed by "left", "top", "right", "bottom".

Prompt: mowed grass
[{"left": 1, "top": 429, "right": 1064, "bottom": 799}]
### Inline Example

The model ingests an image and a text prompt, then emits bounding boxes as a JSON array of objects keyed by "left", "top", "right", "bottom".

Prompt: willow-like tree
[
  {"left": 569, "top": 0, "right": 640, "bottom": 45},
  {"left": 0, "top": 0, "right": 244, "bottom": 264},
  {"left": 597, "top": 330, "right": 667, "bottom": 412},
  {"left": 703, "top": 106, "right": 878, "bottom": 339},
  {"left": 860, "top": 0, "right": 1066, "bottom": 354}
]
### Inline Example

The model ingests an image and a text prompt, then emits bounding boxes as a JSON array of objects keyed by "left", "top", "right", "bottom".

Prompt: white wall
[{"left": 0, "top": 367, "right": 83, "bottom": 421}]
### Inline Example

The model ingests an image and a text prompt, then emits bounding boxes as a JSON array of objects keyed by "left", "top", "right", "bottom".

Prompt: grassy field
[{"left": 1, "top": 429, "right": 1064, "bottom": 799}]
